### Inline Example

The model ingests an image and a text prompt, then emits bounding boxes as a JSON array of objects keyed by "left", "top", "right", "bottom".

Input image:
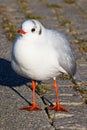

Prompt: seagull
[{"left": 11, "top": 19, "right": 76, "bottom": 112}]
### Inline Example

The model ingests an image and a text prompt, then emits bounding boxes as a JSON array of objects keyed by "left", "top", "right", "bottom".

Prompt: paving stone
[
  {"left": 26, "top": 0, "right": 55, "bottom": 19},
  {"left": 47, "top": 0, "right": 87, "bottom": 42},
  {"left": 47, "top": 0, "right": 66, "bottom": 5},
  {"left": 76, "top": 0, "right": 87, "bottom": 13},
  {"left": 53, "top": 105, "right": 87, "bottom": 130},
  {"left": 75, "top": 62, "right": 87, "bottom": 82},
  {"left": 0, "top": 85, "right": 54, "bottom": 130},
  {"left": 44, "top": 85, "right": 83, "bottom": 105},
  {"left": 0, "top": 0, "right": 25, "bottom": 26},
  {"left": 0, "top": 17, "right": 11, "bottom": 60}
]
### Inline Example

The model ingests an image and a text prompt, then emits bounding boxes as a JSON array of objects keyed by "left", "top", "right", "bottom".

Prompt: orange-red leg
[
  {"left": 48, "top": 78, "right": 68, "bottom": 112},
  {"left": 19, "top": 80, "right": 42, "bottom": 111}
]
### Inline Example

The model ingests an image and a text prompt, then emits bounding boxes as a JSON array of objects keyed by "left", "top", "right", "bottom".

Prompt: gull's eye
[{"left": 31, "top": 28, "right": 35, "bottom": 32}]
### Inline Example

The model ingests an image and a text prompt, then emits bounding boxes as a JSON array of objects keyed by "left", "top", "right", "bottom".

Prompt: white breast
[{"left": 11, "top": 35, "right": 66, "bottom": 80}]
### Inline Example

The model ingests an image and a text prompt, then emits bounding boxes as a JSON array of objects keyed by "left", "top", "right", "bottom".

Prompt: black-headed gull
[{"left": 11, "top": 19, "right": 76, "bottom": 112}]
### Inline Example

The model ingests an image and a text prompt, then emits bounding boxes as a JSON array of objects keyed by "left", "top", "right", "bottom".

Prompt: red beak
[{"left": 18, "top": 29, "right": 26, "bottom": 34}]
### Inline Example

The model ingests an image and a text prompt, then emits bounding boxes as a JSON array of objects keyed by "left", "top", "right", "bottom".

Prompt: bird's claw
[
  {"left": 19, "top": 104, "right": 42, "bottom": 111},
  {"left": 48, "top": 103, "right": 68, "bottom": 112}
]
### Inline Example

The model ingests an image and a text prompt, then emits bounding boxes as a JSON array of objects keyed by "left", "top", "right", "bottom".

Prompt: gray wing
[{"left": 49, "top": 30, "right": 76, "bottom": 76}]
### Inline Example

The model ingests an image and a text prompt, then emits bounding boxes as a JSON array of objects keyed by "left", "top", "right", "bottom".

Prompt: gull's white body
[{"left": 11, "top": 19, "right": 76, "bottom": 81}]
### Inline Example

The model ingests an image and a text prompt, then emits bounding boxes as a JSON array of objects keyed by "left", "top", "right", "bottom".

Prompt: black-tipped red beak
[{"left": 18, "top": 29, "right": 26, "bottom": 34}]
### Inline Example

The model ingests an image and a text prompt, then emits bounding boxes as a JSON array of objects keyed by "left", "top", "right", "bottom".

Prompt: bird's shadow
[
  {"left": 0, "top": 58, "right": 30, "bottom": 87},
  {"left": 0, "top": 58, "right": 31, "bottom": 105}
]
